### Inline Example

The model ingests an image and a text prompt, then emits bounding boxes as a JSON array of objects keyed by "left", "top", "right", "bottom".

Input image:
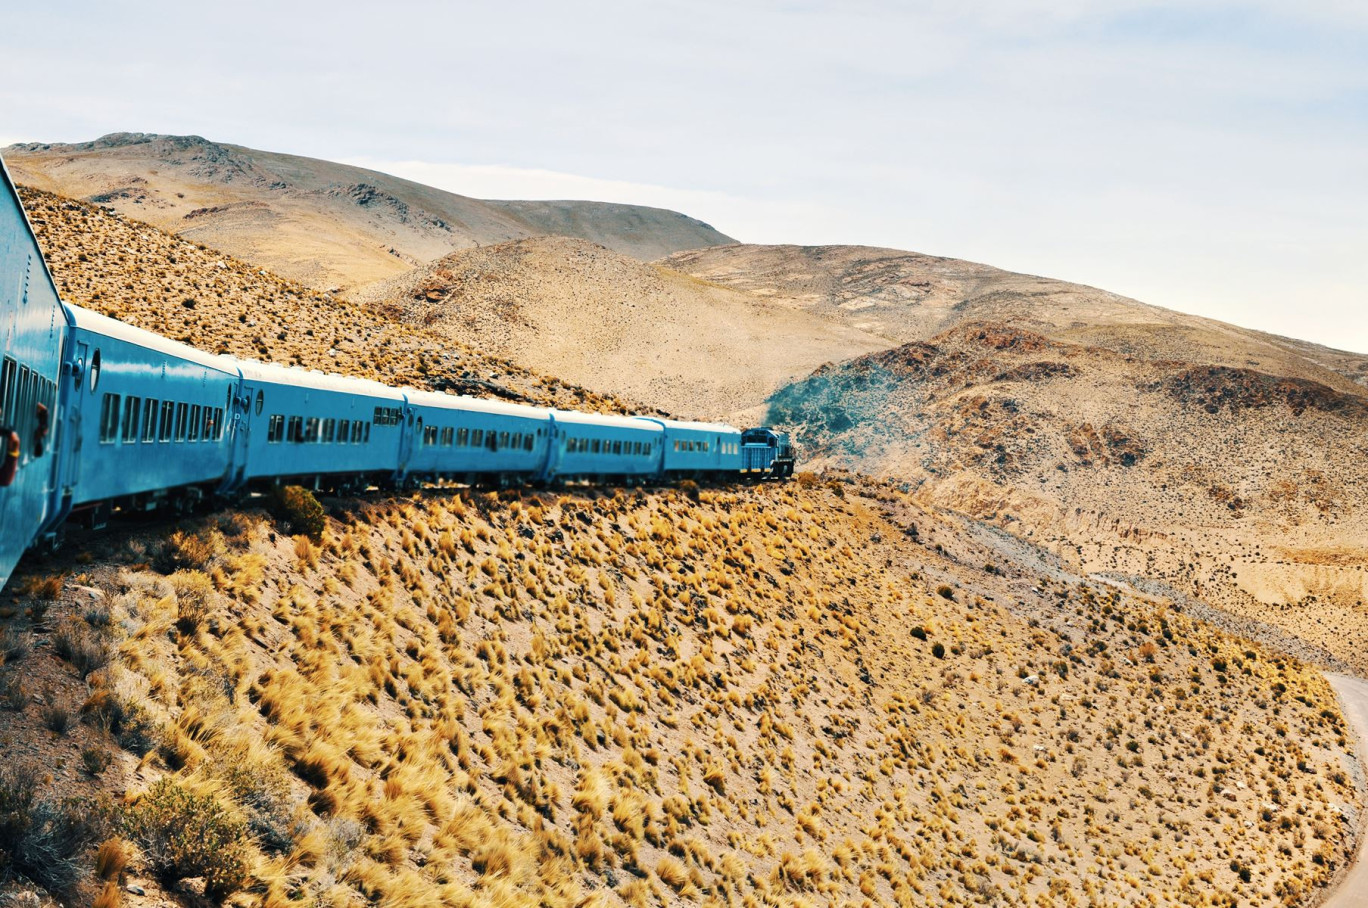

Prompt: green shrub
[
  {"left": 123, "top": 779, "right": 251, "bottom": 900},
  {"left": 268, "top": 485, "right": 326, "bottom": 541}
]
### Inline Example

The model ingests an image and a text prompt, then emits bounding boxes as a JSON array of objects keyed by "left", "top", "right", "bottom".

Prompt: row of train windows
[
  {"left": 98, "top": 394, "right": 225, "bottom": 445},
  {"left": 565, "top": 437, "right": 652, "bottom": 457},
  {"left": 672, "top": 439, "right": 716, "bottom": 454},
  {"left": 0, "top": 357, "right": 57, "bottom": 460},
  {"left": 267, "top": 415, "right": 372, "bottom": 445},
  {"left": 374, "top": 406, "right": 402, "bottom": 427},
  {"left": 422, "top": 425, "right": 536, "bottom": 452}
]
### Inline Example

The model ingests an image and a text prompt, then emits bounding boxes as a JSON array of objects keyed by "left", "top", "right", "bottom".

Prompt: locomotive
[{"left": 0, "top": 155, "right": 794, "bottom": 591}]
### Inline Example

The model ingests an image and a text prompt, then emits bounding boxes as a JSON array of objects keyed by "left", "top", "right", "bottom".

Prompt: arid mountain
[
  {"left": 769, "top": 322, "right": 1368, "bottom": 672},
  {"left": 5, "top": 133, "right": 735, "bottom": 291},
  {"left": 664, "top": 243, "right": 1368, "bottom": 390},
  {"left": 18, "top": 186, "right": 638, "bottom": 418},
  {"left": 1, "top": 170, "right": 1364, "bottom": 908},
  {"left": 353, "top": 238, "right": 889, "bottom": 419}
]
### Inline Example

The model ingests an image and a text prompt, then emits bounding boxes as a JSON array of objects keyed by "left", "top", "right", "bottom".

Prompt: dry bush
[
  {"left": 95, "top": 837, "right": 131, "bottom": 881},
  {"left": 0, "top": 762, "right": 113, "bottom": 893},
  {"left": 169, "top": 570, "right": 216, "bottom": 633},
  {"left": 52, "top": 619, "right": 110, "bottom": 677}
]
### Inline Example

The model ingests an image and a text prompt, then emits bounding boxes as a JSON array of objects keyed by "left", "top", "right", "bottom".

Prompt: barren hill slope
[
  {"left": 4, "top": 476, "right": 1360, "bottom": 908},
  {"left": 769, "top": 322, "right": 1368, "bottom": 672},
  {"left": 1, "top": 181, "right": 1363, "bottom": 908},
  {"left": 18, "top": 186, "right": 634, "bottom": 414},
  {"left": 353, "top": 238, "right": 889, "bottom": 419},
  {"left": 6, "top": 133, "right": 735, "bottom": 291},
  {"left": 664, "top": 244, "right": 1368, "bottom": 391}
]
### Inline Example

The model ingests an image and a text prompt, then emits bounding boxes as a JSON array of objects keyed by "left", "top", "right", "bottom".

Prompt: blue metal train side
[
  {"left": 235, "top": 361, "right": 407, "bottom": 489},
  {"left": 0, "top": 159, "right": 69, "bottom": 587},
  {"left": 643, "top": 417, "right": 743, "bottom": 476},
  {"left": 62, "top": 306, "right": 238, "bottom": 515},
  {"left": 403, "top": 389, "right": 552, "bottom": 482},
  {"left": 548, "top": 410, "right": 663, "bottom": 481}
]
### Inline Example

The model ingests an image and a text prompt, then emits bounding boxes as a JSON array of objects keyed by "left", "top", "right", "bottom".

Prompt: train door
[{"left": 222, "top": 378, "right": 255, "bottom": 493}]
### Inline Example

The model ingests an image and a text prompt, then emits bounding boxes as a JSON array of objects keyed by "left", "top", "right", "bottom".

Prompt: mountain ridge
[{"left": 5, "top": 133, "right": 736, "bottom": 291}]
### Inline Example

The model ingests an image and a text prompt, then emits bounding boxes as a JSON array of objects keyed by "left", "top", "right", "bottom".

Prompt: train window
[
  {"left": 471, "top": 429, "right": 484, "bottom": 448},
  {"left": 511, "top": 432, "right": 521, "bottom": 450},
  {"left": 122, "top": 397, "right": 141, "bottom": 443},
  {"left": 306, "top": 417, "right": 320, "bottom": 443},
  {"left": 187, "top": 405, "right": 201, "bottom": 441},
  {"left": 355, "top": 422, "right": 366, "bottom": 443},
  {"left": 610, "top": 440, "right": 620, "bottom": 455},
  {"left": 498, "top": 431, "right": 509, "bottom": 450},
  {"left": 363, "top": 423, "right": 370, "bottom": 443},
  {"left": 16, "top": 368, "right": 30, "bottom": 446},
  {"left": 267, "top": 414, "right": 283, "bottom": 443},
  {"left": 255, "top": 390, "right": 264, "bottom": 416},
  {"left": 174, "top": 403, "right": 188, "bottom": 441},
  {"left": 287, "top": 416, "right": 302, "bottom": 443},
  {"left": 99, "top": 393, "right": 120, "bottom": 443},
  {"left": 204, "top": 408, "right": 217, "bottom": 440},
  {"left": 142, "top": 399, "right": 158, "bottom": 442},
  {"left": 588, "top": 439, "right": 598, "bottom": 454},
  {"left": 323, "top": 418, "right": 336, "bottom": 443},
  {"left": 441, "top": 427, "right": 453, "bottom": 446},
  {"left": 523, "top": 433, "right": 533, "bottom": 451},
  {"left": 88, "top": 350, "right": 101, "bottom": 393},
  {"left": 456, "top": 427, "right": 468, "bottom": 446},
  {"left": 0, "top": 358, "right": 14, "bottom": 425},
  {"left": 337, "top": 419, "right": 349, "bottom": 443},
  {"left": 160, "top": 401, "right": 174, "bottom": 442}
]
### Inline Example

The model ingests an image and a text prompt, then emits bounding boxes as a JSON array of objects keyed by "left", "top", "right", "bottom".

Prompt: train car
[
  {"left": 403, "top": 389, "right": 551, "bottom": 484},
  {"left": 58, "top": 305, "right": 239, "bottom": 523},
  {"left": 235, "top": 360, "right": 407, "bottom": 493},
  {"left": 740, "top": 427, "right": 795, "bottom": 478},
  {"left": 548, "top": 410, "right": 662, "bottom": 482},
  {"left": 0, "top": 158, "right": 66, "bottom": 587},
  {"left": 644, "top": 417, "right": 743, "bottom": 478}
]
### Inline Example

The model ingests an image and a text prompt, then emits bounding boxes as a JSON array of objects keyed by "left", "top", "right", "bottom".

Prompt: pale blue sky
[{"left": 3, "top": 1, "right": 1364, "bottom": 352}]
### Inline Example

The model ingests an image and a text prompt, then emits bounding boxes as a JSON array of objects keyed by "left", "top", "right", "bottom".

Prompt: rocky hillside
[
  {"left": 6, "top": 134, "right": 735, "bottom": 291},
  {"left": 2, "top": 476, "right": 1359, "bottom": 907},
  {"left": 353, "top": 238, "right": 889, "bottom": 420},
  {"left": 18, "top": 187, "right": 633, "bottom": 415},
  {"left": 357, "top": 241, "right": 1368, "bottom": 424},
  {"left": 769, "top": 322, "right": 1368, "bottom": 673},
  {"left": 664, "top": 244, "right": 1368, "bottom": 391},
  {"left": 0, "top": 180, "right": 1361, "bottom": 908}
]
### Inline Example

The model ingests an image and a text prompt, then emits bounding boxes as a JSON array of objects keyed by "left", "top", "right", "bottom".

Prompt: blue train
[{"left": 0, "top": 156, "right": 794, "bottom": 591}]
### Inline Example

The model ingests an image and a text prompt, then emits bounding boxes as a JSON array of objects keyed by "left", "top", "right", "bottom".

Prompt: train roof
[
  {"left": 403, "top": 387, "right": 549, "bottom": 419},
  {"left": 552, "top": 409, "right": 664, "bottom": 432},
  {"left": 65, "top": 304, "right": 239, "bottom": 375},
  {"left": 633, "top": 416, "right": 741, "bottom": 435},
  {"left": 232, "top": 358, "right": 406, "bottom": 400}
]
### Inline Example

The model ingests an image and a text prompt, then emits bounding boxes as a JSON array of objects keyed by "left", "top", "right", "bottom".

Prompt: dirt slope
[
  {"left": 353, "top": 238, "right": 890, "bottom": 420},
  {"left": 5, "top": 134, "right": 735, "bottom": 291},
  {"left": 769, "top": 322, "right": 1368, "bottom": 672}
]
